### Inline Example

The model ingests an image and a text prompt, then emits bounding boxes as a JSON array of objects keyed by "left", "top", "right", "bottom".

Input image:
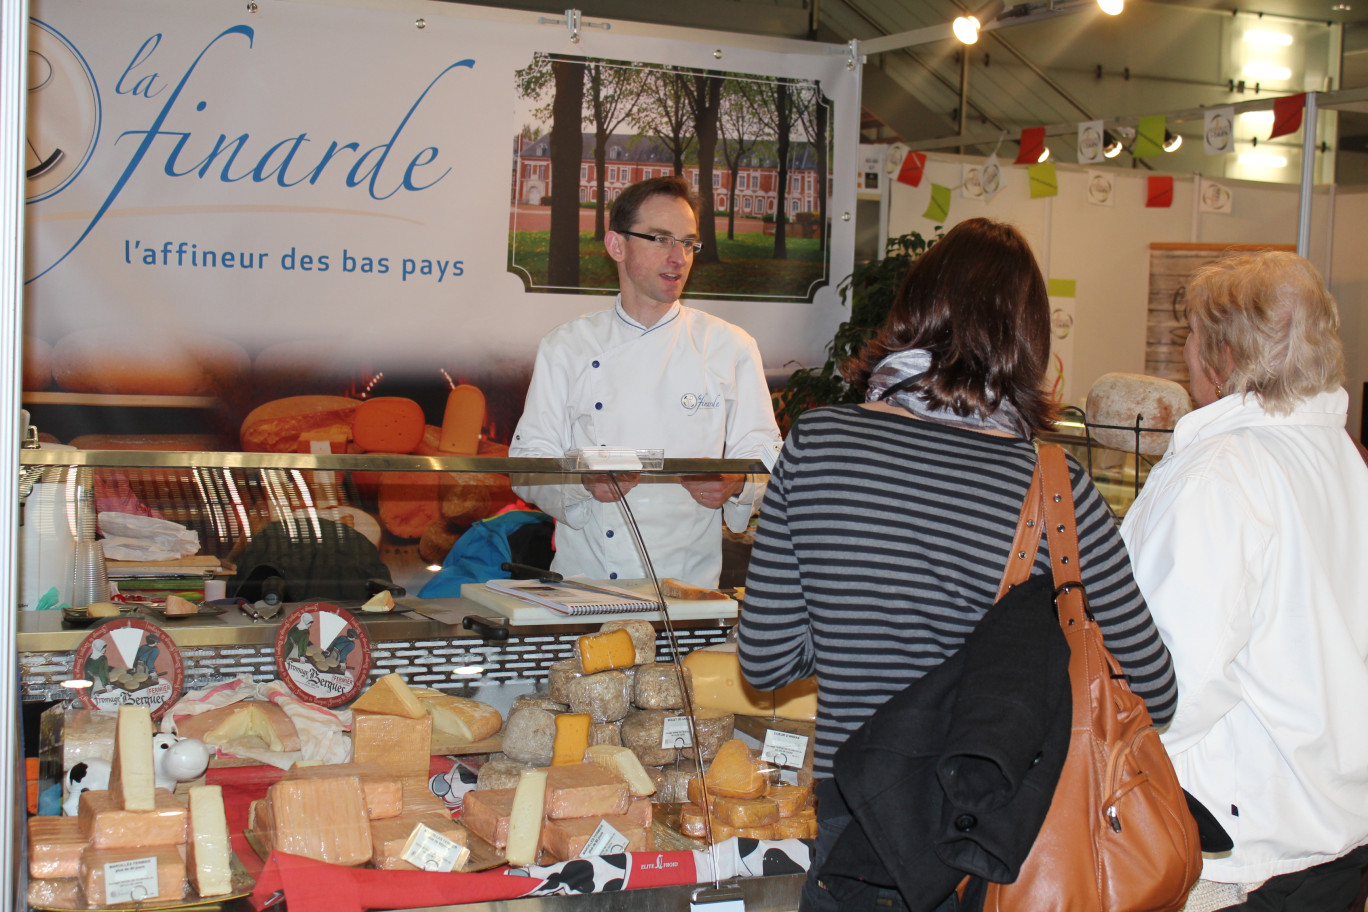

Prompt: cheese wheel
[
  {"left": 413, "top": 688, "right": 503, "bottom": 744},
  {"left": 547, "top": 658, "right": 584, "bottom": 704},
  {"left": 173, "top": 701, "right": 301, "bottom": 753},
  {"left": 1085, "top": 372, "right": 1192, "bottom": 456},
  {"left": 705, "top": 740, "right": 766, "bottom": 799},
  {"left": 352, "top": 397, "right": 426, "bottom": 453},
  {"left": 240, "top": 396, "right": 359, "bottom": 453},
  {"left": 53, "top": 328, "right": 249, "bottom": 396},
  {"left": 714, "top": 795, "right": 780, "bottom": 828},
  {"left": 578, "top": 629, "right": 636, "bottom": 675},
  {"left": 510, "top": 693, "right": 568, "bottom": 715},
  {"left": 476, "top": 758, "right": 534, "bottom": 791},
  {"left": 566, "top": 670, "right": 633, "bottom": 723},
  {"left": 501, "top": 707, "right": 557, "bottom": 766},
  {"left": 634, "top": 663, "right": 693, "bottom": 710},
  {"left": 619, "top": 710, "right": 677, "bottom": 768},
  {"left": 597, "top": 620, "right": 657, "bottom": 665}
]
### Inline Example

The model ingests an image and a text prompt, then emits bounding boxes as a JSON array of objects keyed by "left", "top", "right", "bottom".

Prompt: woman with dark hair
[
  {"left": 1121, "top": 251, "right": 1368, "bottom": 911},
  {"left": 738, "top": 217, "right": 1177, "bottom": 912}
]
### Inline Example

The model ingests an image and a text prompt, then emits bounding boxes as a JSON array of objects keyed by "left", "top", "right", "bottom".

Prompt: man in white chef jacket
[{"left": 510, "top": 177, "right": 781, "bottom": 588}]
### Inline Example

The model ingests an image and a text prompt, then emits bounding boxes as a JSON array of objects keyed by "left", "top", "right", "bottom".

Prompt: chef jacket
[
  {"left": 1121, "top": 388, "right": 1368, "bottom": 883},
  {"left": 510, "top": 297, "right": 781, "bottom": 587}
]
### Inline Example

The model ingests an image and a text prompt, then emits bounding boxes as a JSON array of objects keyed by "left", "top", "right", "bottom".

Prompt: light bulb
[
  {"left": 1097, "top": 0, "right": 1124, "bottom": 14},
  {"left": 1162, "top": 131, "right": 1183, "bottom": 153},
  {"left": 1038, "top": 146, "right": 1051, "bottom": 163},
  {"left": 953, "top": 15, "right": 981, "bottom": 44}
]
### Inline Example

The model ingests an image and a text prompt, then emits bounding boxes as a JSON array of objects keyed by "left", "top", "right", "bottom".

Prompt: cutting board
[{"left": 459, "top": 579, "right": 737, "bottom": 627}]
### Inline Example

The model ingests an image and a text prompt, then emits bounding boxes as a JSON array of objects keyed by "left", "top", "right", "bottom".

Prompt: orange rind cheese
[
  {"left": 552, "top": 713, "right": 592, "bottom": 766},
  {"left": 352, "top": 397, "right": 426, "bottom": 454},
  {"left": 578, "top": 629, "right": 636, "bottom": 675},
  {"left": 703, "top": 740, "right": 767, "bottom": 799}
]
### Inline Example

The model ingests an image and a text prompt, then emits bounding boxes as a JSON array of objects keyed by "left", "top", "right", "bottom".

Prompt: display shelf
[{"left": 22, "top": 392, "right": 222, "bottom": 409}]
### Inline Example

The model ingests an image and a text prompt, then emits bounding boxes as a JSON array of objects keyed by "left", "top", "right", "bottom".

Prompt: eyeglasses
[{"left": 618, "top": 230, "right": 704, "bottom": 255}]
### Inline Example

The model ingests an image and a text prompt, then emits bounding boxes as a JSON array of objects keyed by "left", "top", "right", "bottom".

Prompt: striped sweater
[{"left": 738, "top": 404, "right": 1177, "bottom": 778}]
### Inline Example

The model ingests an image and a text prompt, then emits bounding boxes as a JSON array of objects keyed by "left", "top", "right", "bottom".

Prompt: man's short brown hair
[{"left": 609, "top": 176, "right": 702, "bottom": 233}]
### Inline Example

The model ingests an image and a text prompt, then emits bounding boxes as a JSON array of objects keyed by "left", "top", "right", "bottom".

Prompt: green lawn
[{"left": 508, "top": 230, "right": 830, "bottom": 301}]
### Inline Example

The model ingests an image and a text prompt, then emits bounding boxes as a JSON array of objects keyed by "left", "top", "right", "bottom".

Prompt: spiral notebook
[{"left": 482, "top": 578, "right": 657, "bottom": 616}]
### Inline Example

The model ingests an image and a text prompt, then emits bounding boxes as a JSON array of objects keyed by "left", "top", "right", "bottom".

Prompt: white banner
[
  {"left": 1077, "top": 120, "right": 1104, "bottom": 164},
  {"left": 24, "top": 0, "right": 857, "bottom": 443},
  {"left": 1204, "top": 107, "right": 1235, "bottom": 157}
]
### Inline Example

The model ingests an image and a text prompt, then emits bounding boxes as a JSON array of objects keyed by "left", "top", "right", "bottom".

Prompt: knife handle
[
  {"left": 462, "top": 614, "right": 510, "bottom": 641},
  {"left": 501, "top": 562, "right": 558, "bottom": 581}
]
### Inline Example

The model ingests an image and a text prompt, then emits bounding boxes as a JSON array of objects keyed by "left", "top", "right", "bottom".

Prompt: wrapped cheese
[
  {"left": 27, "top": 816, "right": 84, "bottom": 879},
  {"left": 256, "top": 776, "right": 373, "bottom": 865},
  {"left": 774, "top": 807, "right": 818, "bottom": 839},
  {"left": 691, "top": 707, "right": 735, "bottom": 761},
  {"left": 566, "top": 670, "right": 633, "bottom": 723},
  {"left": 619, "top": 710, "right": 678, "bottom": 767},
  {"left": 462, "top": 788, "right": 514, "bottom": 848},
  {"left": 597, "top": 619, "right": 657, "bottom": 665},
  {"left": 543, "top": 764, "right": 631, "bottom": 820},
  {"left": 705, "top": 740, "right": 766, "bottom": 799},
  {"left": 281, "top": 763, "right": 403, "bottom": 820},
  {"left": 584, "top": 744, "right": 657, "bottom": 797},
  {"left": 633, "top": 663, "right": 692, "bottom": 710},
  {"left": 81, "top": 845, "right": 187, "bottom": 905},
  {"left": 577, "top": 629, "right": 636, "bottom": 675},
  {"left": 371, "top": 812, "right": 467, "bottom": 871},
  {"left": 477, "top": 758, "right": 534, "bottom": 791},
  {"left": 713, "top": 795, "right": 780, "bottom": 828},
  {"left": 769, "top": 784, "right": 815, "bottom": 817},
  {"left": 501, "top": 708, "right": 557, "bottom": 766},
  {"left": 546, "top": 659, "right": 584, "bottom": 705},
  {"left": 511, "top": 693, "right": 568, "bottom": 715},
  {"left": 79, "top": 788, "right": 187, "bottom": 849},
  {"left": 351, "top": 711, "right": 432, "bottom": 779},
  {"left": 678, "top": 803, "right": 738, "bottom": 843},
  {"left": 541, "top": 815, "right": 650, "bottom": 860},
  {"left": 657, "top": 758, "right": 700, "bottom": 804},
  {"left": 413, "top": 688, "right": 503, "bottom": 743},
  {"left": 588, "top": 722, "right": 622, "bottom": 747}
]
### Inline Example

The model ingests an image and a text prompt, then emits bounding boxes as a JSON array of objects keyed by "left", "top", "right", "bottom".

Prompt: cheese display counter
[{"left": 17, "top": 448, "right": 813, "bottom": 912}]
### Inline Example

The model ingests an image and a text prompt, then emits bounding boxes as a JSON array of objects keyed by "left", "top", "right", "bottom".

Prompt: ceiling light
[
  {"left": 1102, "top": 130, "right": 1124, "bottom": 158},
  {"left": 1162, "top": 130, "right": 1183, "bottom": 152},
  {"left": 1243, "top": 62, "right": 1292, "bottom": 81},
  {"left": 1239, "top": 110, "right": 1275, "bottom": 125},
  {"left": 1097, "top": 0, "right": 1124, "bottom": 13},
  {"left": 1244, "top": 30, "right": 1293, "bottom": 46},
  {"left": 953, "top": 15, "right": 981, "bottom": 44},
  {"left": 1239, "top": 150, "right": 1288, "bottom": 168},
  {"left": 452, "top": 665, "right": 485, "bottom": 675}
]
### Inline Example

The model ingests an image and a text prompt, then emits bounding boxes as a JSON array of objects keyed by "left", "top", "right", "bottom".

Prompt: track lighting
[
  {"left": 1102, "top": 130, "right": 1124, "bottom": 158},
  {"left": 1162, "top": 130, "right": 1182, "bottom": 152}
]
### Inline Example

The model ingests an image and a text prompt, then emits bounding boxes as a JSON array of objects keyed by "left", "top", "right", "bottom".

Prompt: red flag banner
[
  {"left": 897, "top": 151, "right": 928, "bottom": 188},
  {"left": 1147, "top": 175, "right": 1175, "bottom": 208},
  {"left": 1269, "top": 93, "right": 1306, "bottom": 140},
  {"left": 1015, "top": 126, "right": 1046, "bottom": 164}
]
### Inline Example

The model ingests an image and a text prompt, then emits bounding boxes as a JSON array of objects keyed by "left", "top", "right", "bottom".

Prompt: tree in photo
[
  {"left": 548, "top": 55, "right": 585, "bottom": 289},
  {"left": 684, "top": 70, "right": 723, "bottom": 266},
  {"left": 631, "top": 67, "right": 694, "bottom": 176},
  {"left": 752, "top": 80, "right": 793, "bottom": 260},
  {"left": 718, "top": 79, "right": 765, "bottom": 241},
  {"left": 585, "top": 60, "right": 645, "bottom": 240},
  {"left": 792, "top": 82, "right": 830, "bottom": 258}
]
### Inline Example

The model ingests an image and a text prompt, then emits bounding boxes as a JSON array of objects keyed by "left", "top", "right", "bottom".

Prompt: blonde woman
[{"left": 1122, "top": 251, "right": 1368, "bottom": 911}]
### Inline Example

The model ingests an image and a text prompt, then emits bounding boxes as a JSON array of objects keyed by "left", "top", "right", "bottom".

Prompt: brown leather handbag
[{"left": 983, "top": 444, "right": 1201, "bottom": 912}]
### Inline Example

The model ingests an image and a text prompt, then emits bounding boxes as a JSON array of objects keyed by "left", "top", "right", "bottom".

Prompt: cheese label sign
[
  {"left": 73, "top": 619, "right": 183, "bottom": 719},
  {"left": 273, "top": 603, "right": 371, "bottom": 707},
  {"left": 760, "top": 730, "right": 809, "bottom": 768},
  {"left": 103, "top": 855, "right": 159, "bottom": 904},
  {"left": 660, "top": 716, "right": 694, "bottom": 750}
]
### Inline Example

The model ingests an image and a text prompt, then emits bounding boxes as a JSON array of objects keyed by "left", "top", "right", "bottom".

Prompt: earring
[{"left": 1215, "top": 382, "right": 1224, "bottom": 398}]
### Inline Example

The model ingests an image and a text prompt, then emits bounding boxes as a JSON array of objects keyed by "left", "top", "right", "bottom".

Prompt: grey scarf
[{"left": 865, "top": 349, "right": 1030, "bottom": 439}]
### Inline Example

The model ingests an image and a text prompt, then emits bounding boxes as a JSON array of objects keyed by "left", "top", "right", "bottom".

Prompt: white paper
[
  {"left": 1086, "top": 170, "right": 1116, "bottom": 207},
  {"left": 661, "top": 715, "right": 694, "bottom": 749},
  {"left": 1204, "top": 107, "right": 1235, "bottom": 156},
  {"left": 980, "top": 153, "right": 1004, "bottom": 203},
  {"left": 1199, "top": 177, "right": 1233, "bottom": 214},
  {"left": 401, "top": 822, "right": 469, "bottom": 872},
  {"left": 1077, "top": 119, "right": 1105, "bottom": 164},
  {"left": 581, "top": 819, "right": 631, "bottom": 857},
  {"left": 760, "top": 729, "right": 809, "bottom": 768},
  {"left": 104, "top": 856, "right": 159, "bottom": 904}
]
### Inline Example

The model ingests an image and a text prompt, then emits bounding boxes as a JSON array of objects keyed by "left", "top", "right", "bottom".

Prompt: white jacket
[
  {"left": 1120, "top": 388, "right": 1368, "bottom": 883},
  {"left": 509, "top": 298, "right": 781, "bottom": 587}
]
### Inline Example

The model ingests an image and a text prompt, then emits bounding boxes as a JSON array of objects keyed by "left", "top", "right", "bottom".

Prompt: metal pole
[{"left": 1297, "top": 92, "right": 1318, "bottom": 257}]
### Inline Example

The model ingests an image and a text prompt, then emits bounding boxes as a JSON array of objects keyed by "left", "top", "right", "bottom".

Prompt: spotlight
[
  {"left": 1162, "top": 130, "right": 1183, "bottom": 152},
  {"left": 1102, "top": 130, "right": 1124, "bottom": 158},
  {"left": 1037, "top": 146, "right": 1050, "bottom": 163},
  {"left": 1097, "top": 0, "right": 1124, "bottom": 13},
  {"left": 953, "top": 15, "right": 981, "bottom": 44}
]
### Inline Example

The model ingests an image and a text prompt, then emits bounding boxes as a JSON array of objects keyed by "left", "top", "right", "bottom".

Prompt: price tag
[
  {"left": 104, "top": 856, "right": 159, "bottom": 904},
  {"left": 691, "top": 883, "right": 746, "bottom": 912},
  {"left": 760, "top": 730, "right": 809, "bottom": 768},
  {"left": 581, "top": 820, "right": 630, "bottom": 857},
  {"left": 661, "top": 715, "right": 693, "bottom": 749},
  {"left": 401, "top": 822, "right": 470, "bottom": 873}
]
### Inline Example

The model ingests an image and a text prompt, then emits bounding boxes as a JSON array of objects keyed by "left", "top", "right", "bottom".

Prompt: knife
[{"left": 543, "top": 577, "right": 661, "bottom": 603}]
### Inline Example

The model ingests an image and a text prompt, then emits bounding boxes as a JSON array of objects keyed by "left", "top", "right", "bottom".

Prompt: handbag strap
[
  {"left": 995, "top": 457, "right": 1045, "bottom": 601},
  {"left": 1037, "top": 443, "right": 1089, "bottom": 630}
]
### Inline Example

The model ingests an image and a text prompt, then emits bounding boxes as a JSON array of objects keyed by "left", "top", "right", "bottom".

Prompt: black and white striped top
[{"left": 738, "top": 405, "right": 1177, "bottom": 778}]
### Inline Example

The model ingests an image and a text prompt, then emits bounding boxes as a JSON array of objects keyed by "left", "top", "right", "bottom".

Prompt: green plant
[{"left": 773, "top": 230, "right": 937, "bottom": 432}]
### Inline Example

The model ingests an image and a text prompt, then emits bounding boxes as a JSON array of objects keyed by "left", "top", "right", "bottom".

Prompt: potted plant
[{"left": 772, "top": 230, "right": 937, "bottom": 433}]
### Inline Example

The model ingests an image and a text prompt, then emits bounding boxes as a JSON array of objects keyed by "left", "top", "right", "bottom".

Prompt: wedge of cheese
[
  {"left": 187, "top": 785, "right": 233, "bottom": 897},
  {"left": 505, "top": 768, "right": 548, "bottom": 867},
  {"left": 174, "top": 701, "right": 302, "bottom": 754},
  {"left": 361, "top": 590, "right": 396, "bottom": 612},
  {"left": 164, "top": 594, "right": 199, "bottom": 616},
  {"left": 79, "top": 788, "right": 187, "bottom": 849},
  {"left": 109, "top": 705, "right": 156, "bottom": 810},
  {"left": 413, "top": 688, "right": 503, "bottom": 744},
  {"left": 584, "top": 744, "right": 657, "bottom": 797},
  {"left": 351, "top": 673, "right": 426, "bottom": 719}
]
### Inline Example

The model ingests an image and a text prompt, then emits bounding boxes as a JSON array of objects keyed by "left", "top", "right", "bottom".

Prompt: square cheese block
[
  {"left": 81, "top": 844, "right": 187, "bottom": 906},
  {"left": 713, "top": 795, "right": 780, "bottom": 828},
  {"left": 541, "top": 815, "right": 650, "bottom": 861},
  {"left": 187, "top": 785, "right": 233, "bottom": 897},
  {"left": 678, "top": 803, "right": 738, "bottom": 843},
  {"left": 543, "top": 763, "right": 630, "bottom": 820},
  {"left": 371, "top": 812, "right": 466, "bottom": 870},
  {"left": 401, "top": 778, "right": 450, "bottom": 816},
  {"left": 79, "top": 788, "right": 188, "bottom": 849},
  {"left": 352, "top": 711, "right": 432, "bottom": 779},
  {"left": 623, "top": 796, "right": 653, "bottom": 829},
  {"left": 28, "top": 815, "right": 85, "bottom": 879},
  {"left": 260, "top": 776, "right": 373, "bottom": 866},
  {"left": 461, "top": 788, "right": 515, "bottom": 848},
  {"left": 281, "top": 762, "right": 403, "bottom": 820}
]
